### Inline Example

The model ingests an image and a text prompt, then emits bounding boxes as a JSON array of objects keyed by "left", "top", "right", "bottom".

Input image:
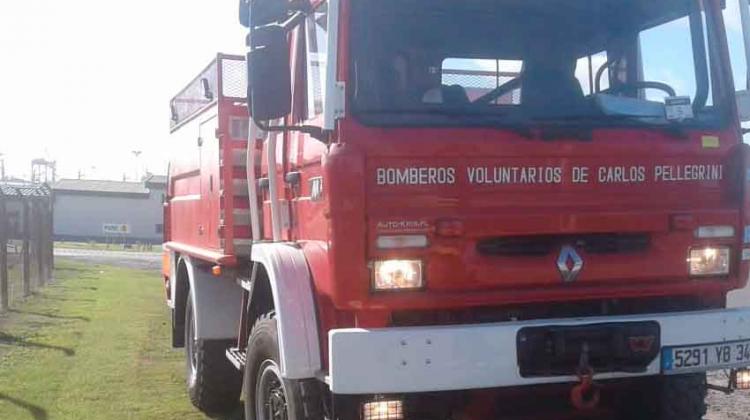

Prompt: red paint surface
[{"left": 164, "top": 1, "right": 749, "bottom": 349}]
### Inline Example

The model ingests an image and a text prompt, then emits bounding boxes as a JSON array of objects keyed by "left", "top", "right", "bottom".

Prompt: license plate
[{"left": 662, "top": 340, "right": 750, "bottom": 374}]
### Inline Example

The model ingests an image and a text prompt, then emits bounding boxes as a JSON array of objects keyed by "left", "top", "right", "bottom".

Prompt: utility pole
[
  {"left": 132, "top": 150, "right": 143, "bottom": 181},
  {"left": 0, "top": 153, "right": 5, "bottom": 181}
]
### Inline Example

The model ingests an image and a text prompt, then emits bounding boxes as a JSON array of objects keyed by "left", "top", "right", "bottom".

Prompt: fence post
[
  {"left": 20, "top": 190, "right": 30, "bottom": 296},
  {"left": 35, "top": 197, "right": 45, "bottom": 287},
  {"left": 0, "top": 189, "right": 8, "bottom": 312},
  {"left": 40, "top": 192, "right": 50, "bottom": 284},
  {"left": 46, "top": 185, "right": 54, "bottom": 273}
]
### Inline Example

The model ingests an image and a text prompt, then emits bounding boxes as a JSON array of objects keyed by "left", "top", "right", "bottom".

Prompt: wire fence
[{"left": 0, "top": 183, "right": 54, "bottom": 312}]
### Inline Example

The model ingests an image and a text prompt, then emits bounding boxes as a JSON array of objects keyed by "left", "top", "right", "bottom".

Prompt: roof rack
[{"left": 169, "top": 53, "right": 246, "bottom": 131}]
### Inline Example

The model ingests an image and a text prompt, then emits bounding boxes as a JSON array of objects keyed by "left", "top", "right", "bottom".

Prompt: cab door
[
  {"left": 725, "top": 0, "right": 750, "bottom": 307},
  {"left": 286, "top": 2, "right": 330, "bottom": 242}
]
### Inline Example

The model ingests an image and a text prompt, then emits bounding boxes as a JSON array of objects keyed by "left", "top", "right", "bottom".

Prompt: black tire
[
  {"left": 616, "top": 373, "right": 707, "bottom": 420},
  {"left": 185, "top": 293, "right": 243, "bottom": 415},
  {"left": 244, "top": 312, "right": 324, "bottom": 420},
  {"left": 171, "top": 308, "right": 185, "bottom": 348},
  {"left": 660, "top": 373, "right": 707, "bottom": 420}
]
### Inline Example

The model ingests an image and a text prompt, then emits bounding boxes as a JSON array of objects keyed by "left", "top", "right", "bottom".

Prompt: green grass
[{"left": 0, "top": 260, "right": 211, "bottom": 420}]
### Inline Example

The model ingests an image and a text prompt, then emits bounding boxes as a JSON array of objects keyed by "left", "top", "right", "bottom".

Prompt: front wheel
[{"left": 244, "top": 312, "right": 323, "bottom": 420}]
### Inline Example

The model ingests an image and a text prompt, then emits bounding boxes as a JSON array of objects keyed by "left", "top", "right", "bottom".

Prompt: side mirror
[
  {"left": 239, "top": 0, "right": 250, "bottom": 27},
  {"left": 241, "top": 0, "right": 288, "bottom": 28},
  {"left": 248, "top": 25, "right": 291, "bottom": 121}
]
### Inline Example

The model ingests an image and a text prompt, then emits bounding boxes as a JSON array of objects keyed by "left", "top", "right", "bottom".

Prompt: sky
[
  {"left": 0, "top": 0, "right": 748, "bottom": 182},
  {"left": 0, "top": 0, "right": 246, "bottom": 181}
]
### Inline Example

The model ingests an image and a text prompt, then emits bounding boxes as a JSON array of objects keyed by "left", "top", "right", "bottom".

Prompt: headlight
[
  {"left": 688, "top": 247, "right": 730, "bottom": 276},
  {"left": 372, "top": 260, "right": 423, "bottom": 291}
]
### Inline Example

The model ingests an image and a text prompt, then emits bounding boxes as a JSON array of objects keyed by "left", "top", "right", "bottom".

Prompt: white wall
[{"left": 53, "top": 189, "right": 164, "bottom": 243}]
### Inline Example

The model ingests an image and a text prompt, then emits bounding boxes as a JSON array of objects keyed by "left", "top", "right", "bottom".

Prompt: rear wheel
[
  {"left": 616, "top": 373, "right": 707, "bottom": 420},
  {"left": 184, "top": 292, "right": 242, "bottom": 415},
  {"left": 244, "top": 312, "right": 323, "bottom": 420}
]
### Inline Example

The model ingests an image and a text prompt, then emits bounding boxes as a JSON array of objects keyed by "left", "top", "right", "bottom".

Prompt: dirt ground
[{"left": 707, "top": 371, "right": 750, "bottom": 420}]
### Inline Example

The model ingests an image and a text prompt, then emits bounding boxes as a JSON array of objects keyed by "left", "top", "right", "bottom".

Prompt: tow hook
[{"left": 570, "top": 343, "right": 601, "bottom": 411}]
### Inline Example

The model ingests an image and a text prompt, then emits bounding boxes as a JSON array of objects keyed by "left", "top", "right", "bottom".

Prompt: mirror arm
[
  {"left": 253, "top": 118, "right": 328, "bottom": 143},
  {"left": 278, "top": 11, "right": 308, "bottom": 33}
]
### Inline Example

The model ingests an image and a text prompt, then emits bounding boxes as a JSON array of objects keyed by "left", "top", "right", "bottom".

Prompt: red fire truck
[{"left": 164, "top": 0, "right": 750, "bottom": 418}]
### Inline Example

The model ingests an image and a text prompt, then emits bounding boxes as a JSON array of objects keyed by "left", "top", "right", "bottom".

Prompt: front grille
[
  {"left": 390, "top": 295, "right": 722, "bottom": 327},
  {"left": 476, "top": 233, "right": 650, "bottom": 257}
]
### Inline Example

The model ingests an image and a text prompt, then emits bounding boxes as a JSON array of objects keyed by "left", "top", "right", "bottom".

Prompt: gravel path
[
  {"left": 54, "top": 248, "right": 162, "bottom": 270},
  {"left": 707, "top": 371, "right": 750, "bottom": 420},
  {"left": 710, "top": 282, "right": 750, "bottom": 420}
]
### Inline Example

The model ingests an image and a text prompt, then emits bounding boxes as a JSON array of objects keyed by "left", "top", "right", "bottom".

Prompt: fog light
[
  {"left": 688, "top": 247, "right": 730, "bottom": 276},
  {"left": 363, "top": 399, "right": 404, "bottom": 420},
  {"left": 737, "top": 368, "right": 750, "bottom": 390},
  {"left": 372, "top": 260, "right": 423, "bottom": 291}
]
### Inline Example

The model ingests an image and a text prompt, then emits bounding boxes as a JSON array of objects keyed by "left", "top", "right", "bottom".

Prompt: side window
[
  {"left": 640, "top": 16, "right": 697, "bottom": 102},
  {"left": 441, "top": 58, "right": 523, "bottom": 104},
  {"left": 305, "top": 3, "right": 328, "bottom": 118},
  {"left": 724, "top": 0, "right": 748, "bottom": 92},
  {"left": 575, "top": 51, "right": 609, "bottom": 95}
]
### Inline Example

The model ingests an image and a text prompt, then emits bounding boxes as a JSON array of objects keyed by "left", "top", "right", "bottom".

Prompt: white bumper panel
[{"left": 328, "top": 308, "right": 750, "bottom": 394}]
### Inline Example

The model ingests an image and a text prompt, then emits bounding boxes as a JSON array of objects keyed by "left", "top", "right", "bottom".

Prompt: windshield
[{"left": 349, "top": 0, "right": 725, "bottom": 128}]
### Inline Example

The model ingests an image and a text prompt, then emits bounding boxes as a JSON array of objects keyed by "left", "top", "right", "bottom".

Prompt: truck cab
[{"left": 164, "top": 0, "right": 750, "bottom": 418}]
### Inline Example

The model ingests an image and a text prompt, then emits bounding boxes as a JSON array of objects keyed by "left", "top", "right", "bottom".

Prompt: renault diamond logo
[{"left": 557, "top": 245, "right": 583, "bottom": 283}]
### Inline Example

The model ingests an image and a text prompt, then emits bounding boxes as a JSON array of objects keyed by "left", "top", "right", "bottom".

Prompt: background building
[{"left": 53, "top": 175, "right": 166, "bottom": 244}]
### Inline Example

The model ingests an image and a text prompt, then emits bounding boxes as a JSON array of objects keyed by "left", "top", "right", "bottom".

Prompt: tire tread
[
  {"left": 660, "top": 373, "right": 707, "bottom": 420},
  {"left": 245, "top": 312, "right": 324, "bottom": 420},
  {"left": 185, "top": 295, "right": 242, "bottom": 416}
]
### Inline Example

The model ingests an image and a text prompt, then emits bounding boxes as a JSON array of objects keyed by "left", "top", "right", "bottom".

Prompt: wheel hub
[{"left": 257, "top": 360, "right": 289, "bottom": 420}]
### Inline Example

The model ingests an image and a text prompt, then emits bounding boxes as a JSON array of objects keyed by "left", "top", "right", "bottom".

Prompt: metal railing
[
  {"left": 0, "top": 184, "right": 54, "bottom": 312},
  {"left": 169, "top": 54, "right": 247, "bottom": 131},
  {"left": 442, "top": 68, "right": 521, "bottom": 104}
]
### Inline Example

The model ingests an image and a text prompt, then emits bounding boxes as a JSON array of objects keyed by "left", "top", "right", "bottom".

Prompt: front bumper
[{"left": 327, "top": 308, "right": 750, "bottom": 394}]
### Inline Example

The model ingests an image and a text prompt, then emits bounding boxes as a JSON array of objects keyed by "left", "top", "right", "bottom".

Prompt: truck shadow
[
  {"left": 0, "top": 392, "right": 47, "bottom": 420},
  {"left": 0, "top": 332, "right": 75, "bottom": 356},
  {"left": 210, "top": 406, "right": 244, "bottom": 420},
  {"left": 9, "top": 309, "right": 90, "bottom": 322},
  {"left": 35, "top": 295, "right": 96, "bottom": 303}
]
